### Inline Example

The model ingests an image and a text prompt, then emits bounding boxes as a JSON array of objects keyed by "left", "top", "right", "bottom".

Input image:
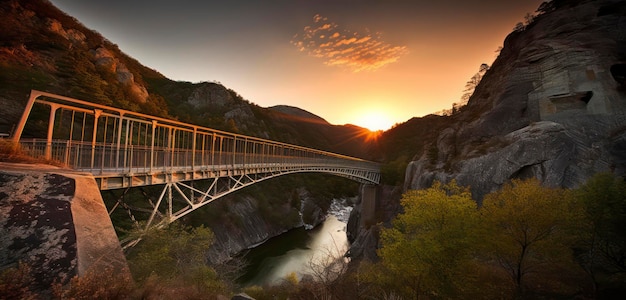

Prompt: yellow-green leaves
[
  {"left": 378, "top": 180, "right": 478, "bottom": 299},
  {"left": 374, "top": 178, "right": 591, "bottom": 298},
  {"left": 480, "top": 178, "right": 583, "bottom": 295}
]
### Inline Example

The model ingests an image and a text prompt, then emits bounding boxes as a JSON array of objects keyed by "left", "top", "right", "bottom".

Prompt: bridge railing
[{"left": 13, "top": 90, "right": 379, "bottom": 181}]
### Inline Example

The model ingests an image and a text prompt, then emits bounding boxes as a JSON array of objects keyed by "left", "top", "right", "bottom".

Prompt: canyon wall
[{"left": 405, "top": 0, "right": 626, "bottom": 201}]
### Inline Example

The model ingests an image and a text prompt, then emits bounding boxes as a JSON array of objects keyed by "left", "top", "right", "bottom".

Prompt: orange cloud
[{"left": 291, "top": 14, "right": 408, "bottom": 72}]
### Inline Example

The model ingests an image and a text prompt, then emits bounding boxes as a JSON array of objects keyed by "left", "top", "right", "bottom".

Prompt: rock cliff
[
  {"left": 202, "top": 187, "right": 330, "bottom": 264},
  {"left": 404, "top": 0, "right": 626, "bottom": 200}
]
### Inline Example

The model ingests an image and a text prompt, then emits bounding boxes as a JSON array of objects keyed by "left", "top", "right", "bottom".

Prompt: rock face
[
  {"left": 405, "top": 0, "right": 626, "bottom": 200},
  {"left": 89, "top": 47, "right": 150, "bottom": 103},
  {"left": 206, "top": 188, "right": 328, "bottom": 264},
  {"left": 346, "top": 184, "right": 402, "bottom": 261},
  {"left": 187, "top": 82, "right": 235, "bottom": 109},
  {"left": 0, "top": 163, "right": 130, "bottom": 291}
]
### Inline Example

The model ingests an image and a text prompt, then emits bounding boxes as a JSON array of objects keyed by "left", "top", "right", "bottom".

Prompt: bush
[
  {"left": 0, "top": 263, "right": 37, "bottom": 300},
  {"left": 52, "top": 267, "right": 134, "bottom": 300}
]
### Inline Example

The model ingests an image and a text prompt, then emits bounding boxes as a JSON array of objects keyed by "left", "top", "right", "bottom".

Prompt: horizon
[{"left": 49, "top": 0, "right": 544, "bottom": 131}]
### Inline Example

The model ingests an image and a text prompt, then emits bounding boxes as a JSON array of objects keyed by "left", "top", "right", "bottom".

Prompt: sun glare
[{"left": 355, "top": 111, "right": 394, "bottom": 132}]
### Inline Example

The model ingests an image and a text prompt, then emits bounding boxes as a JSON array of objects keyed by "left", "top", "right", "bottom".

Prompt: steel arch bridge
[{"left": 11, "top": 90, "right": 380, "bottom": 232}]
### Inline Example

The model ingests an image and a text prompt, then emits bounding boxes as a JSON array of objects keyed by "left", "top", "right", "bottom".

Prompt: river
[{"left": 238, "top": 199, "right": 352, "bottom": 287}]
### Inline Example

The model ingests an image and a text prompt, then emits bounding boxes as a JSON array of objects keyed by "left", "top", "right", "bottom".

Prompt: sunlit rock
[
  {"left": 0, "top": 163, "right": 129, "bottom": 292},
  {"left": 405, "top": 0, "right": 626, "bottom": 200}
]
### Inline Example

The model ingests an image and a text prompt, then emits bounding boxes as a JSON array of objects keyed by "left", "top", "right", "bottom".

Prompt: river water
[{"left": 238, "top": 200, "right": 352, "bottom": 287}]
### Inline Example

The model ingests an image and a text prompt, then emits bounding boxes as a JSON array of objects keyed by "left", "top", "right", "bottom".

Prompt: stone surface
[
  {"left": 405, "top": 0, "right": 626, "bottom": 200},
  {"left": 206, "top": 189, "right": 327, "bottom": 264},
  {"left": 346, "top": 184, "right": 401, "bottom": 262},
  {"left": 187, "top": 82, "right": 235, "bottom": 109},
  {"left": 0, "top": 163, "right": 129, "bottom": 291},
  {"left": 88, "top": 47, "right": 149, "bottom": 103}
]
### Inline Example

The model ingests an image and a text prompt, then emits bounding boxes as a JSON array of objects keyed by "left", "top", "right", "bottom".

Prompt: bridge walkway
[{"left": 10, "top": 90, "right": 380, "bottom": 232}]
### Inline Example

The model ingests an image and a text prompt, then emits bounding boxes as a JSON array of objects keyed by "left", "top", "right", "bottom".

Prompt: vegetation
[
  {"left": 0, "top": 138, "right": 64, "bottom": 166},
  {"left": 479, "top": 179, "right": 585, "bottom": 297},
  {"left": 3, "top": 165, "right": 624, "bottom": 299},
  {"left": 572, "top": 173, "right": 626, "bottom": 297},
  {"left": 355, "top": 176, "right": 622, "bottom": 299},
  {"left": 198, "top": 174, "right": 622, "bottom": 299},
  {"left": 2, "top": 0, "right": 625, "bottom": 299},
  {"left": 375, "top": 181, "right": 479, "bottom": 299},
  {"left": 435, "top": 63, "right": 489, "bottom": 117}
]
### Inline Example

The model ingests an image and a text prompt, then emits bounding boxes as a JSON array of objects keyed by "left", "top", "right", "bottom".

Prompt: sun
[{"left": 354, "top": 111, "right": 394, "bottom": 132}]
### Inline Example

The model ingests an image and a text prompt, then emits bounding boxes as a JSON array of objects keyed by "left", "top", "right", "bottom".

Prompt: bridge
[{"left": 10, "top": 90, "right": 380, "bottom": 232}]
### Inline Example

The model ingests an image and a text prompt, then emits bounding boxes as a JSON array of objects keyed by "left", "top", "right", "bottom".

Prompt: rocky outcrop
[
  {"left": 406, "top": 121, "right": 587, "bottom": 201},
  {"left": 0, "top": 163, "right": 129, "bottom": 291},
  {"left": 187, "top": 82, "right": 235, "bottom": 109},
  {"left": 90, "top": 47, "right": 149, "bottom": 103},
  {"left": 206, "top": 189, "right": 328, "bottom": 264},
  {"left": 47, "top": 19, "right": 85, "bottom": 44},
  {"left": 346, "top": 184, "right": 402, "bottom": 262},
  {"left": 405, "top": 0, "right": 626, "bottom": 199}
]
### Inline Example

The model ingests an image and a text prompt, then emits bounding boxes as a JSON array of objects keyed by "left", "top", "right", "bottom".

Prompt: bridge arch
[{"left": 12, "top": 90, "right": 380, "bottom": 235}]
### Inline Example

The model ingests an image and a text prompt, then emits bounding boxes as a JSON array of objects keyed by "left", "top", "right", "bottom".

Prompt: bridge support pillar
[
  {"left": 0, "top": 163, "right": 130, "bottom": 291},
  {"left": 359, "top": 184, "right": 378, "bottom": 228}
]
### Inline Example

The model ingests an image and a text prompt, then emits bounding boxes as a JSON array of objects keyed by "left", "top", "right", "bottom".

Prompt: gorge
[{"left": 1, "top": 0, "right": 626, "bottom": 298}]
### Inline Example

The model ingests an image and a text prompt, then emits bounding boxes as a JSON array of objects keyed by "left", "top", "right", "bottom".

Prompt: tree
[
  {"left": 377, "top": 180, "right": 479, "bottom": 299},
  {"left": 480, "top": 179, "right": 583, "bottom": 296},
  {"left": 459, "top": 63, "right": 489, "bottom": 106},
  {"left": 126, "top": 223, "right": 228, "bottom": 296},
  {"left": 573, "top": 173, "right": 626, "bottom": 294},
  {"left": 513, "top": 22, "right": 525, "bottom": 32}
]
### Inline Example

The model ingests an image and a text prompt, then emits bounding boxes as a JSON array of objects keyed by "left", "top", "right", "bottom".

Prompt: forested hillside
[{"left": 0, "top": 0, "right": 378, "bottom": 160}]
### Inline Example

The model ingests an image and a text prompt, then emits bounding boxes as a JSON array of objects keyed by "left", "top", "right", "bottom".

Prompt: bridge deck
[{"left": 11, "top": 90, "right": 380, "bottom": 232}]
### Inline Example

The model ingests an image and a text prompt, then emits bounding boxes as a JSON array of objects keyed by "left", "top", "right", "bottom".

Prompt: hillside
[
  {"left": 0, "top": 0, "right": 379, "bottom": 268},
  {"left": 0, "top": 0, "right": 377, "bottom": 160}
]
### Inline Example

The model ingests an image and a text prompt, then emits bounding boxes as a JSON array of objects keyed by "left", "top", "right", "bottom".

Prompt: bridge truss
[{"left": 11, "top": 90, "right": 380, "bottom": 234}]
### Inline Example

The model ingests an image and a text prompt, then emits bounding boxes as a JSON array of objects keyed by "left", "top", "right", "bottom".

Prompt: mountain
[
  {"left": 0, "top": 0, "right": 382, "bottom": 265},
  {"left": 4, "top": 0, "right": 625, "bottom": 205},
  {"left": 0, "top": 0, "right": 376, "bottom": 160},
  {"left": 269, "top": 105, "right": 329, "bottom": 124},
  {"left": 392, "top": 0, "right": 626, "bottom": 201}
]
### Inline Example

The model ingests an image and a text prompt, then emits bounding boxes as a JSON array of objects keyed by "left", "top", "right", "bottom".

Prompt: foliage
[
  {"left": 573, "top": 172, "right": 626, "bottom": 294},
  {"left": 460, "top": 63, "right": 489, "bottom": 106},
  {"left": 127, "top": 223, "right": 214, "bottom": 281},
  {"left": 380, "top": 156, "right": 410, "bottom": 186},
  {"left": 375, "top": 115, "right": 452, "bottom": 182},
  {"left": 231, "top": 175, "right": 624, "bottom": 299},
  {"left": 0, "top": 139, "right": 64, "bottom": 166},
  {"left": 351, "top": 178, "right": 595, "bottom": 299},
  {"left": 376, "top": 180, "right": 479, "bottom": 299},
  {"left": 434, "top": 63, "right": 489, "bottom": 117},
  {"left": 479, "top": 178, "right": 585, "bottom": 296},
  {"left": 0, "top": 263, "right": 37, "bottom": 300},
  {"left": 52, "top": 267, "right": 134, "bottom": 300},
  {"left": 124, "top": 222, "right": 230, "bottom": 297}
]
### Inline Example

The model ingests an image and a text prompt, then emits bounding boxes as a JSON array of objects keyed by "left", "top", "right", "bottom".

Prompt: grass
[{"left": 0, "top": 139, "right": 64, "bottom": 166}]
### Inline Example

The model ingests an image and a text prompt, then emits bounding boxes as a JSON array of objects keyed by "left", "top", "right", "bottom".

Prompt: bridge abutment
[
  {"left": 359, "top": 184, "right": 378, "bottom": 228},
  {"left": 0, "top": 163, "right": 130, "bottom": 291}
]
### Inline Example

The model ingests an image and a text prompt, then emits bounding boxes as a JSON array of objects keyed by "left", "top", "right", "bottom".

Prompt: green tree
[
  {"left": 127, "top": 223, "right": 228, "bottom": 296},
  {"left": 573, "top": 172, "right": 626, "bottom": 294},
  {"left": 377, "top": 180, "right": 478, "bottom": 299},
  {"left": 480, "top": 179, "right": 583, "bottom": 296}
]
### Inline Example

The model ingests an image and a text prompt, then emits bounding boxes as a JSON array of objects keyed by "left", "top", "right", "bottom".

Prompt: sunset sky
[{"left": 49, "top": 0, "right": 544, "bottom": 131}]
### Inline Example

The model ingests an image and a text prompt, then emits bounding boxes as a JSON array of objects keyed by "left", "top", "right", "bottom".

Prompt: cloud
[{"left": 291, "top": 14, "right": 408, "bottom": 72}]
